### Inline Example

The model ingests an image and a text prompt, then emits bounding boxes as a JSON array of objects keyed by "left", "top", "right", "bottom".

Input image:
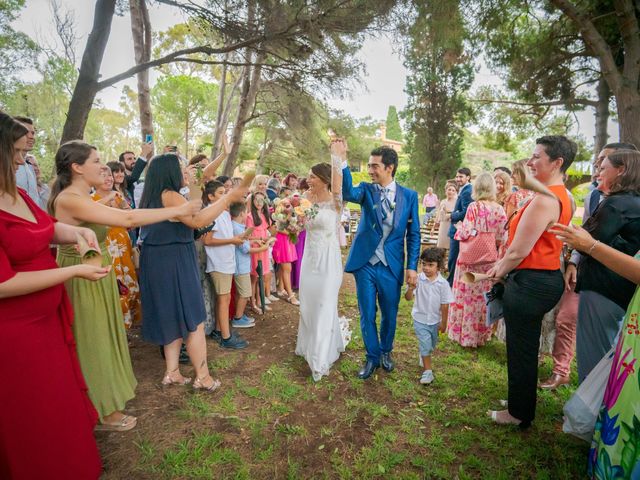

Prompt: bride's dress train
[{"left": 295, "top": 201, "right": 351, "bottom": 381}]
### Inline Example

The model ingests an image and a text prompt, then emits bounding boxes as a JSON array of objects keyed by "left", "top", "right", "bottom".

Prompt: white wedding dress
[{"left": 295, "top": 200, "right": 351, "bottom": 381}]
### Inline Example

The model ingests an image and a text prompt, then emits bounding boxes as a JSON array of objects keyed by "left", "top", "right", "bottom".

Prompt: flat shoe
[
  {"left": 95, "top": 415, "right": 137, "bottom": 432},
  {"left": 161, "top": 373, "right": 192, "bottom": 386},
  {"left": 287, "top": 295, "right": 300, "bottom": 306},
  {"left": 193, "top": 377, "right": 221, "bottom": 392},
  {"left": 487, "top": 409, "right": 521, "bottom": 426}
]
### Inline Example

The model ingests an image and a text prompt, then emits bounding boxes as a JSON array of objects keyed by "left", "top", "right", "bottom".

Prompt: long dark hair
[
  {"left": 48, "top": 140, "right": 96, "bottom": 214},
  {"left": 250, "top": 191, "right": 271, "bottom": 227},
  {"left": 0, "top": 112, "right": 28, "bottom": 198},
  {"left": 139, "top": 154, "right": 183, "bottom": 209},
  {"left": 311, "top": 163, "right": 331, "bottom": 191},
  {"left": 107, "top": 161, "right": 128, "bottom": 195}
]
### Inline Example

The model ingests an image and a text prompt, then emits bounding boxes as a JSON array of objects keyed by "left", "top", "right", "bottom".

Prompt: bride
[{"left": 295, "top": 156, "right": 351, "bottom": 381}]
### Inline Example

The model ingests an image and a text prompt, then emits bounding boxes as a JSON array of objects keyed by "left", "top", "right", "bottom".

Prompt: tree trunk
[
  {"left": 593, "top": 75, "right": 610, "bottom": 158},
  {"left": 222, "top": 50, "right": 264, "bottom": 177},
  {"left": 61, "top": 0, "right": 116, "bottom": 143},
  {"left": 129, "top": 0, "right": 153, "bottom": 149},
  {"left": 211, "top": 52, "right": 229, "bottom": 159},
  {"left": 615, "top": 86, "right": 640, "bottom": 148},
  {"left": 185, "top": 116, "right": 190, "bottom": 157}
]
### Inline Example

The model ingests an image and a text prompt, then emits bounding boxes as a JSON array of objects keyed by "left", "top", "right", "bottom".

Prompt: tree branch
[
  {"left": 471, "top": 97, "right": 598, "bottom": 107},
  {"left": 548, "top": 0, "right": 623, "bottom": 92}
]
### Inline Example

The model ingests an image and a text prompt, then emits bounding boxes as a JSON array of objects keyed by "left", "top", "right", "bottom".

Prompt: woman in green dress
[
  {"left": 49, "top": 141, "right": 210, "bottom": 430},
  {"left": 550, "top": 220, "right": 640, "bottom": 479}
]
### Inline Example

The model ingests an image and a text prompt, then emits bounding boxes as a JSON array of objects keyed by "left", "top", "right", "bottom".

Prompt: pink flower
[{"left": 603, "top": 336, "right": 636, "bottom": 410}]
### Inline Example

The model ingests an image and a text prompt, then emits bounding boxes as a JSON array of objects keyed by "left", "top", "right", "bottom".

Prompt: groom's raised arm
[
  {"left": 341, "top": 163, "right": 365, "bottom": 204},
  {"left": 406, "top": 190, "right": 421, "bottom": 272}
]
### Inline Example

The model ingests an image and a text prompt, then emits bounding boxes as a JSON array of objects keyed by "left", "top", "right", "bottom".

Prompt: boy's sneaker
[
  {"left": 267, "top": 294, "right": 279, "bottom": 302},
  {"left": 208, "top": 329, "right": 222, "bottom": 344},
  {"left": 231, "top": 316, "right": 255, "bottom": 329},
  {"left": 221, "top": 332, "right": 248, "bottom": 349},
  {"left": 264, "top": 297, "right": 272, "bottom": 305},
  {"left": 242, "top": 314, "right": 255, "bottom": 323},
  {"left": 420, "top": 370, "right": 434, "bottom": 385}
]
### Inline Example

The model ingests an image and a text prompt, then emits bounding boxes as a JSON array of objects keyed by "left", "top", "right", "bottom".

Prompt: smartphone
[
  {"left": 145, "top": 134, "right": 153, "bottom": 143},
  {"left": 243, "top": 226, "right": 255, "bottom": 239}
]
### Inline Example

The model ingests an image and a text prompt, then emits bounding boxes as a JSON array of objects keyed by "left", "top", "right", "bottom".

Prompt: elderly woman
[
  {"left": 487, "top": 135, "right": 576, "bottom": 428},
  {"left": 566, "top": 147, "right": 640, "bottom": 382},
  {"left": 550, "top": 221, "right": 640, "bottom": 479},
  {"left": 447, "top": 172, "right": 506, "bottom": 347}
]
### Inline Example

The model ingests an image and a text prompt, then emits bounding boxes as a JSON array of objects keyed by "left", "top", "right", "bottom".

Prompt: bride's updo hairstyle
[
  {"left": 311, "top": 162, "right": 331, "bottom": 191},
  {"left": 48, "top": 140, "right": 96, "bottom": 214}
]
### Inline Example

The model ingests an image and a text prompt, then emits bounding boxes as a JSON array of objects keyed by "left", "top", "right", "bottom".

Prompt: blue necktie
[{"left": 379, "top": 186, "right": 391, "bottom": 220}]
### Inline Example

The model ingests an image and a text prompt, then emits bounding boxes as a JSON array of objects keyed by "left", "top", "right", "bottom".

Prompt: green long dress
[{"left": 57, "top": 222, "right": 137, "bottom": 420}]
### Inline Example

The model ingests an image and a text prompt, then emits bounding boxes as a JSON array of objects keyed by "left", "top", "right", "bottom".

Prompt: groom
[{"left": 334, "top": 141, "right": 421, "bottom": 379}]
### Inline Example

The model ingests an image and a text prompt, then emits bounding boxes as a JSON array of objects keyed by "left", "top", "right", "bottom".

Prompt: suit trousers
[
  {"left": 447, "top": 238, "right": 459, "bottom": 287},
  {"left": 353, "top": 262, "right": 402, "bottom": 363},
  {"left": 576, "top": 290, "right": 624, "bottom": 383},
  {"left": 503, "top": 269, "right": 564, "bottom": 425}
]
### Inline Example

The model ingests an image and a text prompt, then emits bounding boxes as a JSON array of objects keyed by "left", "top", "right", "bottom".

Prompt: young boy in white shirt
[
  {"left": 229, "top": 202, "right": 269, "bottom": 328},
  {"left": 203, "top": 184, "right": 247, "bottom": 349},
  {"left": 405, "top": 248, "right": 453, "bottom": 384}
]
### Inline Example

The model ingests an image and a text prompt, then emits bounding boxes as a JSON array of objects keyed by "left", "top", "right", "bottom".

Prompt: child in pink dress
[
  {"left": 246, "top": 192, "right": 276, "bottom": 313},
  {"left": 272, "top": 190, "right": 299, "bottom": 305}
]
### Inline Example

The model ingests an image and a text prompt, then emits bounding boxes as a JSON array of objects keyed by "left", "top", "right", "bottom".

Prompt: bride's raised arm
[{"left": 330, "top": 139, "right": 346, "bottom": 213}]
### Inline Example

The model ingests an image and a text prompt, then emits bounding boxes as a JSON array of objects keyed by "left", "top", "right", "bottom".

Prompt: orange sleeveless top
[{"left": 508, "top": 184, "right": 572, "bottom": 271}]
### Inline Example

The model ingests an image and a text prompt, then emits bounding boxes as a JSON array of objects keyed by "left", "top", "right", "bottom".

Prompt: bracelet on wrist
[{"left": 587, "top": 240, "right": 599, "bottom": 256}]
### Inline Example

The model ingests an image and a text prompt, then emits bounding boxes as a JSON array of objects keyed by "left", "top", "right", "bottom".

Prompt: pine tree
[{"left": 385, "top": 105, "right": 403, "bottom": 141}]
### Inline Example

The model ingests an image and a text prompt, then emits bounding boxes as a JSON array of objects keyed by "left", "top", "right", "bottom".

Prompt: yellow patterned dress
[{"left": 92, "top": 193, "right": 141, "bottom": 328}]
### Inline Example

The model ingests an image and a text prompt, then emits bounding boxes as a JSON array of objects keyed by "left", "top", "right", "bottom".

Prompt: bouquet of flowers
[{"left": 272, "top": 195, "right": 318, "bottom": 243}]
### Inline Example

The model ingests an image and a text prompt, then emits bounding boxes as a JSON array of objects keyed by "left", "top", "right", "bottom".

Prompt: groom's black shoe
[
  {"left": 357, "top": 360, "right": 379, "bottom": 380},
  {"left": 380, "top": 352, "right": 395, "bottom": 372}
]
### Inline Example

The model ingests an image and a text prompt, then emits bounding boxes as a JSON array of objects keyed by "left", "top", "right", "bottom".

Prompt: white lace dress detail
[{"left": 295, "top": 200, "right": 351, "bottom": 381}]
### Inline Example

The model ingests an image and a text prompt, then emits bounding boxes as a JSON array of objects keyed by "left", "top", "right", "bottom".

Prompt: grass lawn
[{"left": 99, "top": 273, "right": 589, "bottom": 479}]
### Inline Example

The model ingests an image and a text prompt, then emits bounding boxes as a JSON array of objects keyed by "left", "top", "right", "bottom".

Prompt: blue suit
[
  {"left": 447, "top": 182, "right": 472, "bottom": 285},
  {"left": 342, "top": 167, "right": 421, "bottom": 362}
]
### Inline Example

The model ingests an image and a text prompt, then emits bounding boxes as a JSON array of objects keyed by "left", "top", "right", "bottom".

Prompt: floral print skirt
[{"left": 447, "top": 261, "right": 494, "bottom": 347}]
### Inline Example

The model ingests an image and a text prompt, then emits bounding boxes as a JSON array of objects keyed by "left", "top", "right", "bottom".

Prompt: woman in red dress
[{"left": 0, "top": 112, "right": 107, "bottom": 479}]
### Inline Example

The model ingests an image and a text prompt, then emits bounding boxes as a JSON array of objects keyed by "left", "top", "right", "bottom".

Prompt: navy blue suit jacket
[
  {"left": 342, "top": 167, "right": 421, "bottom": 284},
  {"left": 448, "top": 182, "right": 473, "bottom": 239}
]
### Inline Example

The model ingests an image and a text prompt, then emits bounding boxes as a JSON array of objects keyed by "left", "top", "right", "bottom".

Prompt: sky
[{"left": 14, "top": 0, "right": 613, "bottom": 147}]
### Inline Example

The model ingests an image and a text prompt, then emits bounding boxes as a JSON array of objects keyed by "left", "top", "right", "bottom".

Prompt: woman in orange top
[{"left": 487, "top": 135, "right": 576, "bottom": 429}]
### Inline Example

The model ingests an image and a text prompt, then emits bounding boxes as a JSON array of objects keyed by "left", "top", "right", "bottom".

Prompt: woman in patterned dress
[{"left": 447, "top": 172, "right": 507, "bottom": 347}]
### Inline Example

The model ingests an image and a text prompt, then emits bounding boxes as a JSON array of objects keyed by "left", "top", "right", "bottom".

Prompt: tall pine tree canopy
[{"left": 385, "top": 105, "right": 403, "bottom": 141}]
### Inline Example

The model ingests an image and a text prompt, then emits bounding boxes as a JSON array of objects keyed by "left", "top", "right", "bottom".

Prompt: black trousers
[{"left": 503, "top": 269, "right": 564, "bottom": 425}]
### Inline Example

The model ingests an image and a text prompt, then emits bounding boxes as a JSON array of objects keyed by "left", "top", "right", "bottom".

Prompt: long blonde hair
[
  {"left": 511, "top": 159, "right": 529, "bottom": 188},
  {"left": 494, "top": 170, "right": 512, "bottom": 206}
]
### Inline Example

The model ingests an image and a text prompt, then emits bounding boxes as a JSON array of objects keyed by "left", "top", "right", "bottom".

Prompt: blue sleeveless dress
[{"left": 139, "top": 220, "right": 206, "bottom": 345}]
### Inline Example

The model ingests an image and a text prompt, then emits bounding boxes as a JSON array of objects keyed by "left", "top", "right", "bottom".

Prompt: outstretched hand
[
  {"left": 330, "top": 138, "right": 348, "bottom": 159},
  {"left": 548, "top": 222, "right": 594, "bottom": 252}
]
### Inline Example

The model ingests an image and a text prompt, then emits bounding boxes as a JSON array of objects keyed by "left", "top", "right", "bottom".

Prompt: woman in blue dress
[{"left": 139, "top": 154, "right": 247, "bottom": 391}]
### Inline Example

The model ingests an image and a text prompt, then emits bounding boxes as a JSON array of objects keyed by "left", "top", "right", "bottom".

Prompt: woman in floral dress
[
  {"left": 447, "top": 173, "right": 507, "bottom": 347},
  {"left": 92, "top": 169, "right": 141, "bottom": 328},
  {"left": 549, "top": 221, "right": 640, "bottom": 480}
]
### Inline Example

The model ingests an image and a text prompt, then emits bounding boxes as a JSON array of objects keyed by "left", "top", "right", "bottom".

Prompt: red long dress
[{"left": 0, "top": 189, "right": 101, "bottom": 479}]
